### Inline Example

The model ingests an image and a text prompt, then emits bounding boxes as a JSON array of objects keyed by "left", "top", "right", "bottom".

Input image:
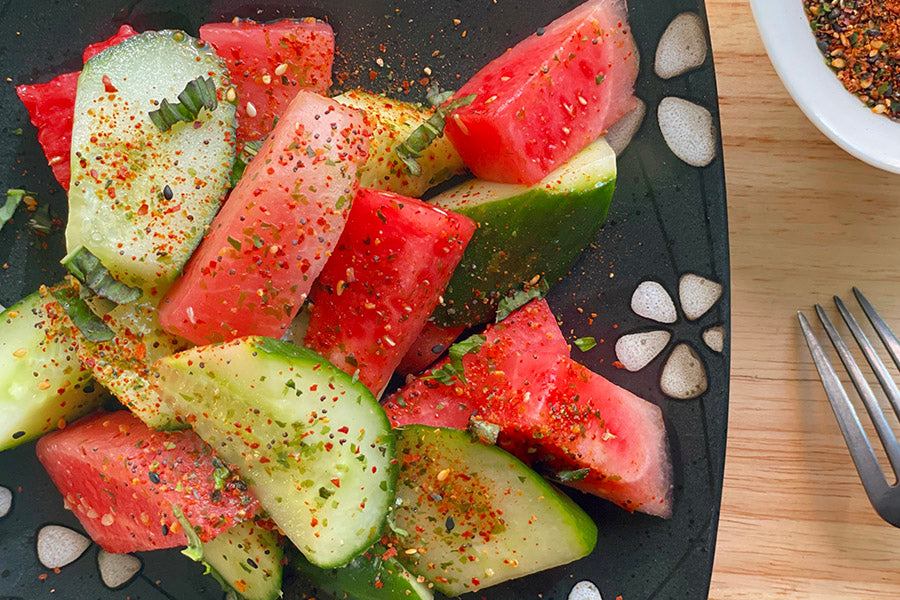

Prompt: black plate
[{"left": 0, "top": 1, "right": 729, "bottom": 599}]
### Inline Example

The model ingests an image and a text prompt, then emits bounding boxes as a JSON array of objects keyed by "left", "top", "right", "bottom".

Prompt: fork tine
[
  {"left": 854, "top": 287, "right": 900, "bottom": 373},
  {"left": 799, "top": 311, "right": 888, "bottom": 495},
  {"left": 836, "top": 295, "right": 900, "bottom": 421},
  {"left": 816, "top": 302, "right": 900, "bottom": 475}
]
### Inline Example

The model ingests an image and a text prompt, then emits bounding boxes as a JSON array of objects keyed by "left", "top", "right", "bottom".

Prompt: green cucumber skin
[
  {"left": 430, "top": 178, "right": 615, "bottom": 328},
  {"left": 0, "top": 289, "right": 105, "bottom": 450},
  {"left": 156, "top": 337, "right": 398, "bottom": 569},
  {"left": 203, "top": 520, "right": 283, "bottom": 600},
  {"left": 291, "top": 549, "right": 433, "bottom": 600},
  {"left": 393, "top": 425, "right": 598, "bottom": 596},
  {"left": 67, "top": 30, "right": 236, "bottom": 292}
]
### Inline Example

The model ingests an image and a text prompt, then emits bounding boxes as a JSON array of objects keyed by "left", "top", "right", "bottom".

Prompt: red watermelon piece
[
  {"left": 82, "top": 24, "right": 139, "bottom": 62},
  {"left": 200, "top": 19, "right": 334, "bottom": 143},
  {"left": 304, "top": 188, "right": 475, "bottom": 395},
  {"left": 158, "top": 90, "right": 371, "bottom": 345},
  {"left": 396, "top": 321, "right": 465, "bottom": 376},
  {"left": 482, "top": 356, "right": 673, "bottom": 517},
  {"left": 383, "top": 298, "right": 568, "bottom": 429},
  {"left": 444, "top": 0, "right": 638, "bottom": 184},
  {"left": 36, "top": 411, "right": 258, "bottom": 554},
  {"left": 15, "top": 25, "right": 138, "bottom": 191}
]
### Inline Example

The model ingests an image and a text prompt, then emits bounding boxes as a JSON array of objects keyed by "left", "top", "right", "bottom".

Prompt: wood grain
[{"left": 706, "top": 1, "right": 900, "bottom": 597}]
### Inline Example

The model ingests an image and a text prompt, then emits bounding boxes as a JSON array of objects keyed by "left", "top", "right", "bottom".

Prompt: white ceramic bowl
[{"left": 751, "top": 0, "right": 900, "bottom": 173}]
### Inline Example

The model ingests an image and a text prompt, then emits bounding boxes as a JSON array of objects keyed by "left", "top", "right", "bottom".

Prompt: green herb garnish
[
  {"left": 495, "top": 278, "right": 551, "bottom": 322},
  {"left": 50, "top": 285, "right": 115, "bottom": 343},
  {"left": 556, "top": 468, "right": 590, "bottom": 482},
  {"left": 574, "top": 336, "right": 597, "bottom": 352},
  {"left": 229, "top": 139, "right": 264, "bottom": 187},
  {"left": 149, "top": 76, "right": 218, "bottom": 133},
  {"left": 28, "top": 203, "right": 52, "bottom": 234},
  {"left": 62, "top": 246, "right": 142, "bottom": 305},
  {"left": 422, "top": 333, "right": 486, "bottom": 386},
  {"left": 468, "top": 417, "right": 500, "bottom": 445},
  {"left": 396, "top": 92, "right": 475, "bottom": 176},
  {"left": 0, "top": 189, "right": 31, "bottom": 232}
]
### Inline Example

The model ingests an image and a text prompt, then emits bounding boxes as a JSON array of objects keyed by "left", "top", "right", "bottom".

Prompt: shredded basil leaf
[
  {"left": 495, "top": 278, "right": 551, "bottom": 322},
  {"left": 0, "top": 189, "right": 32, "bottom": 232},
  {"left": 149, "top": 76, "right": 218, "bottom": 132},
  {"left": 396, "top": 93, "right": 476, "bottom": 176},
  {"left": 421, "top": 333, "right": 486, "bottom": 385},
  {"left": 425, "top": 84, "right": 454, "bottom": 107},
  {"left": 28, "top": 203, "right": 52, "bottom": 234},
  {"left": 62, "top": 246, "right": 142, "bottom": 305},
  {"left": 574, "top": 337, "right": 597, "bottom": 352},
  {"left": 50, "top": 285, "right": 115, "bottom": 343},
  {"left": 556, "top": 468, "right": 590, "bottom": 482},
  {"left": 468, "top": 417, "right": 500, "bottom": 445},
  {"left": 230, "top": 139, "right": 264, "bottom": 187}
]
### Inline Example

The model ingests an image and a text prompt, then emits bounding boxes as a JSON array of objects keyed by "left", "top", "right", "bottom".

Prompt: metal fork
[{"left": 799, "top": 287, "right": 900, "bottom": 527}]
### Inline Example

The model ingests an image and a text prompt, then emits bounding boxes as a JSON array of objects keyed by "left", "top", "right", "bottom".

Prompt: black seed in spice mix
[{"left": 804, "top": 0, "right": 900, "bottom": 119}]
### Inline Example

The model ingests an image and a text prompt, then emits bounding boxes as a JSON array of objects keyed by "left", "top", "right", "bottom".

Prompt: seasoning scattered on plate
[{"left": 804, "top": 0, "right": 900, "bottom": 119}]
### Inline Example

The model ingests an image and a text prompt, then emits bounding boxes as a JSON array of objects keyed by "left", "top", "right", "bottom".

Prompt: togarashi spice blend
[{"left": 804, "top": 0, "right": 900, "bottom": 119}]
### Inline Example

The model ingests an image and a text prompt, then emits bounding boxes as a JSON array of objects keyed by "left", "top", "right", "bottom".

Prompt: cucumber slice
[
  {"left": 393, "top": 426, "right": 597, "bottom": 596},
  {"left": 67, "top": 30, "right": 236, "bottom": 292},
  {"left": 0, "top": 286, "right": 105, "bottom": 450},
  {"left": 334, "top": 90, "right": 465, "bottom": 198},
  {"left": 59, "top": 298, "right": 186, "bottom": 429},
  {"left": 429, "top": 138, "right": 616, "bottom": 327},
  {"left": 203, "top": 521, "right": 283, "bottom": 600},
  {"left": 156, "top": 337, "right": 398, "bottom": 568},
  {"left": 291, "top": 547, "right": 433, "bottom": 600}
]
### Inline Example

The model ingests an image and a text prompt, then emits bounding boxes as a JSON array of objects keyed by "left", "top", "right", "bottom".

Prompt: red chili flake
[
  {"left": 330, "top": 478, "right": 341, "bottom": 488},
  {"left": 102, "top": 74, "right": 118, "bottom": 93}
]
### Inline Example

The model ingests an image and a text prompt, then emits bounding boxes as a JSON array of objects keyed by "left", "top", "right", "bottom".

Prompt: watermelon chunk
[
  {"left": 200, "top": 19, "right": 334, "bottom": 143},
  {"left": 383, "top": 299, "right": 568, "bottom": 429},
  {"left": 385, "top": 299, "right": 673, "bottom": 517},
  {"left": 396, "top": 321, "right": 465, "bottom": 376},
  {"left": 36, "top": 411, "right": 258, "bottom": 554},
  {"left": 304, "top": 188, "right": 475, "bottom": 395},
  {"left": 82, "top": 24, "right": 139, "bottom": 61},
  {"left": 444, "top": 0, "right": 638, "bottom": 184},
  {"left": 158, "top": 90, "right": 371, "bottom": 345},
  {"left": 481, "top": 356, "right": 673, "bottom": 517},
  {"left": 14, "top": 25, "right": 138, "bottom": 191}
]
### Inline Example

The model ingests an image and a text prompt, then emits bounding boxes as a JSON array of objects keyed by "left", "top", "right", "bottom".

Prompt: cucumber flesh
[
  {"left": 393, "top": 426, "right": 597, "bottom": 596},
  {"left": 291, "top": 547, "right": 433, "bottom": 600},
  {"left": 0, "top": 286, "right": 105, "bottom": 450},
  {"left": 335, "top": 90, "right": 465, "bottom": 198},
  {"left": 202, "top": 520, "right": 283, "bottom": 600},
  {"left": 67, "top": 30, "right": 236, "bottom": 292},
  {"left": 156, "top": 337, "right": 398, "bottom": 568},
  {"left": 429, "top": 138, "right": 616, "bottom": 327}
]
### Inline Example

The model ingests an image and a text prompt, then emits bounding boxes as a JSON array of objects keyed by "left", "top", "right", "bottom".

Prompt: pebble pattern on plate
[
  {"left": 97, "top": 549, "right": 143, "bottom": 589},
  {"left": 0, "top": 486, "right": 11, "bottom": 518},
  {"left": 36, "top": 524, "right": 91, "bottom": 569},
  {"left": 617, "top": 276, "right": 724, "bottom": 399},
  {"left": 569, "top": 580, "right": 603, "bottom": 600}
]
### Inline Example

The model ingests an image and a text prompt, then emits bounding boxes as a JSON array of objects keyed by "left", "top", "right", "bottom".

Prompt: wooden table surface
[{"left": 705, "top": 1, "right": 900, "bottom": 598}]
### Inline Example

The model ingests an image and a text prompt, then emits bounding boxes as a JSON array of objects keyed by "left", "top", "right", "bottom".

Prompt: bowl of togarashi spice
[{"left": 751, "top": 0, "right": 900, "bottom": 174}]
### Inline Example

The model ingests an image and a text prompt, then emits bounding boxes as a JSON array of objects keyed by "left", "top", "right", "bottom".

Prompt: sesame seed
[
  {"left": 12, "top": 348, "right": 26, "bottom": 358},
  {"left": 225, "top": 87, "right": 237, "bottom": 103},
  {"left": 274, "top": 63, "right": 288, "bottom": 76},
  {"left": 246, "top": 101, "right": 258, "bottom": 118}
]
